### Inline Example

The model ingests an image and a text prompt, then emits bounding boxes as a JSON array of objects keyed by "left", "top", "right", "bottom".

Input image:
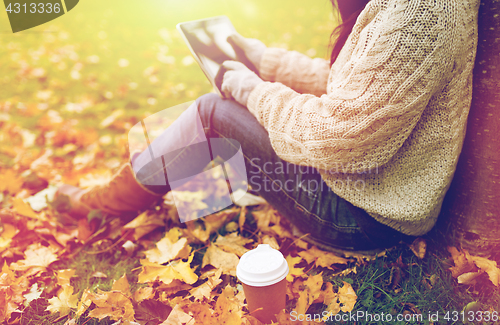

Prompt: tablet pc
[{"left": 177, "top": 16, "right": 237, "bottom": 96}]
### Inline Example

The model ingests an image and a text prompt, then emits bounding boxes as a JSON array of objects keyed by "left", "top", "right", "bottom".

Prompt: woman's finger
[{"left": 222, "top": 60, "right": 247, "bottom": 71}]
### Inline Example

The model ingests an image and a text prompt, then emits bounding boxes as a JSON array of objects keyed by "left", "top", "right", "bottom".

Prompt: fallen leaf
[
  {"left": 23, "top": 283, "right": 43, "bottom": 306},
  {"left": 123, "top": 210, "right": 165, "bottom": 240},
  {"left": 138, "top": 253, "right": 198, "bottom": 285},
  {"left": 447, "top": 247, "right": 476, "bottom": 278},
  {"left": 134, "top": 299, "right": 172, "bottom": 325},
  {"left": 338, "top": 281, "right": 357, "bottom": 312},
  {"left": 214, "top": 285, "right": 243, "bottom": 323},
  {"left": 214, "top": 233, "right": 252, "bottom": 257},
  {"left": 88, "top": 289, "right": 135, "bottom": 322},
  {"left": 286, "top": 255, "right": 304, "bottom": 282},
  {"left": 408, "top": 238, "right": 426, "bottom": 259},
  {"left": 12, "top": 197, "right": 39, "bottom": 219},
  {"left": 57, "top": 269, "right": 76, "bottom": 286},
  {"left": 202, "top": 244, "right": 239, "bottom": 276},
  {"left": 144, "top": 228, "right": 191, "bottom": 264},
  {"left": 112, "top": 274, "right": 131, "bottom": 296},
  {"left": 457, "top": 271, "right": 483, "bottom": 285},
  {"left": 469, "top": 255, "right": 500, "bottom": 287},
  {"left": 161, "top": 303, "right": 193, "bottom": 325},
  {"left": 298, "top": 246, "right": 350, "bottom": 268},
  {"left": 190, "top": 268, "right": 223, "bottom": 301},
  {"left": 46, "top": 285, "right": 78, "bottom": 316},
  {"left": 0, "top": 262, "right": 29, "bottom": 322},
  {"left": 0, "top": 169, "right": 23, "bottom": 194},
  {"left": 10, "top": 243, "right": 58, "bottom": 270}
]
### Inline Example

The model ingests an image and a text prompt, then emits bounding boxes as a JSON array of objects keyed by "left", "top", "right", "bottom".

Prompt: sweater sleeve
[
  {"left": 259, "top": 48, "right": 330, "bottom": 97},
  {"left": 247, "top": 2, "right": 455, "bottom": 172}
]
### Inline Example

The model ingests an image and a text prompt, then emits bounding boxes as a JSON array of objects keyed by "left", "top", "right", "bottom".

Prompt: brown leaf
[
  {"left": 409, "top": 238, "right": 427, "bottom": 259},
  {"left": 134, "top": 299, "right": 172, "bottom": 325},
  {"left": 469, "top": 255, "right": 500, "bottom": 287},
  {"left": 447, "top": 247, "right": 476, "bottom": 278}
]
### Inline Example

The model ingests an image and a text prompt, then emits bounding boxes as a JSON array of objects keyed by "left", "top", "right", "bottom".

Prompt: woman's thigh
[{"left": 196, "top": 93, "right": 405, "bottom": 251}]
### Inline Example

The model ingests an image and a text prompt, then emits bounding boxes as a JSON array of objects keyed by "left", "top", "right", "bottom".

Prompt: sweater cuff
[{"left": 259, "top": 48, "right": 288, "bottom": 82}]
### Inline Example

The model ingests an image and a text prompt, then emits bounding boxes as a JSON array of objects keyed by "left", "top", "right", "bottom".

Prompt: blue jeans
[{"left": 133, "top": 93, "right": 413, "bottom": 251}]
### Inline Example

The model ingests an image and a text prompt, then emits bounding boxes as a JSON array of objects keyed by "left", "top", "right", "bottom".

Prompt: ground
[{"left": 0, "top": 0, "right": 499, "bottom": 324}]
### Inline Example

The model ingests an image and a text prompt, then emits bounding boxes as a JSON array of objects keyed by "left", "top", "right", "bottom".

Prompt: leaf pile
[{"left": 1, "top": 173, "right": 367, "bottom": 324}]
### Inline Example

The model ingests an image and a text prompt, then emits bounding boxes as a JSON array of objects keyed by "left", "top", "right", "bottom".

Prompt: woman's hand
[
  {"left": 227, "top": 33, "right": 267, "bottom": 74},
  {"left": 221, "top": 61, "right": 264, "bottom": 106}
]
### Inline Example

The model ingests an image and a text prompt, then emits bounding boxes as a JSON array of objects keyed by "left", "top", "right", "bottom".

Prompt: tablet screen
[{"left": 178, "top": 17, "right": 237, "bottom": 81}]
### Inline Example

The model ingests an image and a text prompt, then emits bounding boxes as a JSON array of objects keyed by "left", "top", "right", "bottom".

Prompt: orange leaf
[{"left": 338, "top": 281, "right": 357, "bottom": 312}]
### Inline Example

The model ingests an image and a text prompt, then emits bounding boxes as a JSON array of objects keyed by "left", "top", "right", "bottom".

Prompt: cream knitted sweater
[{"left": 247, "top": 0, "right": 479, "bottom": 236}]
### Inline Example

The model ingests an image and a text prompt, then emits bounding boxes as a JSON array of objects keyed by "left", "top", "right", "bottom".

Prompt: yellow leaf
[
  {"left": 294, "top": 274, "right": 323, "bottom": 316},
  {"left": 138, "top": 253, "right": 198, "bottom": 285},
  {"left": 261, "top": 234, "right": 280, "bottom": 250},
  {"left": 46, "top": 285, "right": 78, "bottom": 316},
  {"left": 338, "top": 281, "right": 357, "bottom": 312},
  {"left": 88, "top": 289, "right": 134, "bottom": 321},
  {"left": 190, "top": 269, "right": 223, "bottom": 301},
  {"left": 163, "top": 304, "right": 193, "bottom": 324},
  {"left": 470, "top": 255, "right": 500, "bottom": 287},
  {"left": 133, "top": 287, "right": 155, "bottom": 302},
  {"left": 144, "top": 229, "right": 191, "bottom": 264},
  {"left": 251, "top": 206, "right": 281, "bottom": 232},
  {"left": 295, "top": 290, "right": 311, "bottom": 315},
  {"left": 298, "top": 246, "right": 350, "bottom": 268},
  {"left": 189, "top": 302, "right": 217, "bottom": 323},
  {"left": 214, "top": 285, "right": 243, "bottom": 323},
  {"left": 10, "top": 243, "right": 58, "bottom": 270},
  {"left": 76, "top": 289, "right": 93, "bottom": 316},
  {"left": 304, "top": 273, "right": 323, "bottom": 301},
  {"left": 123, "top": 210, "right": 165, "bottom": 240},
  {"left": 214, "top": 233, "right": 252, "bottom": 257},
  {"left": 12, "top": 197, "right": 38, "bottom": 219},
  {"left": 285, "top": 255, "right": 304, "bottom": 282},
  {"left": 112, "top": 274, "right": 131, "bottom": 296},
  {"left": 322, "top": 283, "right": 341, "bottom": 318},
  {"left": 202, "top": 244, "right": 239, "bottom": 276},
  {"left": 0, "top": 223, "right": 18, "bottom": 251},
  {"left": 0, "top": 170, "right": 23, "bottom": 194},
  {"left": 0, "top": 262, "right": 29, "bottom": 323}
]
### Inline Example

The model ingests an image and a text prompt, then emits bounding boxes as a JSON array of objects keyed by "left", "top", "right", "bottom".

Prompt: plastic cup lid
[{"left": 236, "top": 244, "right": 289, "bottom": 287}]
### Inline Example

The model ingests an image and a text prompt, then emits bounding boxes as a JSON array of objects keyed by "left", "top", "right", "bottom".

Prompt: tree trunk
[{"left": 440, "top": 0, "right": 500, "bottom": 258}]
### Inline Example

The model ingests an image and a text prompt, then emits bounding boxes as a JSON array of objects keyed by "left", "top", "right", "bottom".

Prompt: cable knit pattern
[{"left": 247, "top": 0, "right": 479, "bottom": 236}]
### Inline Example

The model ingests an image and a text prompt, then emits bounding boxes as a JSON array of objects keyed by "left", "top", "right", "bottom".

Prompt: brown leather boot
[{"left": 56, "top": 163, "right": 164, "bottom": 218}]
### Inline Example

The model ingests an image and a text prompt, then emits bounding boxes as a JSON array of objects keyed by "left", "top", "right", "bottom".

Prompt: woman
[{"left": 58, "top": 0, "right": 479, "bottom": 252}]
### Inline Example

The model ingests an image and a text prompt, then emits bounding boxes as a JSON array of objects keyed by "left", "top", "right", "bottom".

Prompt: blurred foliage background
[{"left": 0, "top": 0, "right": 337, "bottom": 172}]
